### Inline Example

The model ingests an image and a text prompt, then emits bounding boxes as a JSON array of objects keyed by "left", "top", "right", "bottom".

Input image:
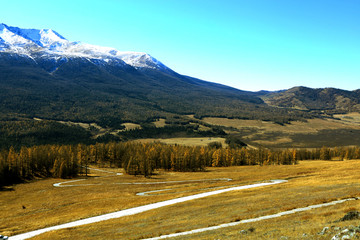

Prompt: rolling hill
[{"left": 262, "top": 86, "right": 360, "bottom": 113}]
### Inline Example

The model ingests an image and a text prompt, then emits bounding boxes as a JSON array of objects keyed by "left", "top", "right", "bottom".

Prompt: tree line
[{"left": 1, "top": 143, "right": 360, "bottom": 187}]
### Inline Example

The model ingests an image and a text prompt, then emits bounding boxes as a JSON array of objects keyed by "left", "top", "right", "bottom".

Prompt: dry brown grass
[
  {"left": 121, "top": 123, "right": 142, "bottom": 131},
  {"left": 1, "top": 161, "right": 360, "bottom": 239},
  {"left": 203, "top": 117, "right": 360, "bottom": 134},
  {"left": 152, "top": 118, "right": 167, "bottom": 128},
  {"left": 334, "top": 112, "right": 360, "bottom": 124}
]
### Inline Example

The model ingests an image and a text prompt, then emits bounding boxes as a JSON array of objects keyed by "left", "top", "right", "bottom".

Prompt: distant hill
[{"left": 261, "top": 86, "right": 360, "bottom": 113}]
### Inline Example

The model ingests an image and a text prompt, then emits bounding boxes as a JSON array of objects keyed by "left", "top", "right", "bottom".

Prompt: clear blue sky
[{"left": 1, "top": 0, "right": 359, "bottom": 91}]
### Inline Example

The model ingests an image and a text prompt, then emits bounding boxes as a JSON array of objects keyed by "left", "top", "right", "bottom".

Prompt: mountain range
[
  {"left": 1, "top": 23, "right": 359, "bottom": 147},
  {"left": 0, "top": 23, "right": 310, "bottom": 126}
]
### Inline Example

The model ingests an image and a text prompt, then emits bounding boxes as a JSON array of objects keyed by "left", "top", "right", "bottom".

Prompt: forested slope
[{"left": 0, "top": 52, "right": 313, "bottom": 129}]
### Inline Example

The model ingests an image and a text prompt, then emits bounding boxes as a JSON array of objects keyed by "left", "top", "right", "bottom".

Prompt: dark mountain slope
[{"left": 0, "top": 52, "right": 312, "bottom": 127}]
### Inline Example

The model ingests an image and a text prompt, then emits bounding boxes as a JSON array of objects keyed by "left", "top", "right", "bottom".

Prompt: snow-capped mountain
[
  {"left": 0, "top": 23, "right": 168, "bottom": 71},
  {"left": 0, "top": 23, "right": 296, "bottom": 134}
]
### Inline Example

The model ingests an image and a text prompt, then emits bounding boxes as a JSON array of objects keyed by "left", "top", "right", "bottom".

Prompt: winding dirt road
[
  {"left": 9, "top": 177, "right": 286, "bottom": 240},
  {"left": 8, "top": 168, "right": 359, "bottom": 240}
]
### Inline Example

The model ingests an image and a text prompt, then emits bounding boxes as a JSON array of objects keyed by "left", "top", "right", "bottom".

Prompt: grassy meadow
[{"left": 1, "top": 160, "right": 360, "bottom": 239}]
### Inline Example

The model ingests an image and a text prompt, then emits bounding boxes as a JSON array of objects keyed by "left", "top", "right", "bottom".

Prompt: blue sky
[{"left": 1, "top": 0, "right": 359, "bottom": 91}]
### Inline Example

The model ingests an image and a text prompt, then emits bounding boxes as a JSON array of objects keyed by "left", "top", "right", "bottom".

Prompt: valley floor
[
  {"left": 1, "top": 160, "right": 360, "bottom": 239},
  {"left": 202, "top": 114, "right": 360, "bottom": 148}
]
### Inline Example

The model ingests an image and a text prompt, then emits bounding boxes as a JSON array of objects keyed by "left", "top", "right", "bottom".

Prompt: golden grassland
[
  {"left": 152, "top": 118, "right": 167, "bottom": 128},
  {"left": 334, "top": 112, "right": 360, "bottom": 124},
  {"left": 121, "top": 123, "right": 142, "bottom": 131},
  {"left": 1, "top": 160, "right": 360, "bottom": 239},
  {"left": 133, "top": 137, "right": 227, "bottom": 147}
]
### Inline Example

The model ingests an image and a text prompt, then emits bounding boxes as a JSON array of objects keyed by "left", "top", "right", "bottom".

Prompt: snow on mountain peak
[
  {"left": 0, "top": 23, "right": 67, "bottom": 47},
  {"left": 0, "top": 23, "right": 39, "bottom": 54},
  {"left": 116, "top": 52, "right": 166, "bottom": 69},
  {"left": 38, "top": 29, "right": 68, "bottom": 49},
  {"left": 0, "top": 23, "right": 169, "bottom": 71}
]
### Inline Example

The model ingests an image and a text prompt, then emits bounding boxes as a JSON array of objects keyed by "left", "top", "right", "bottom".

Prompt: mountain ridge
[
  {"left": 0, "top": 23, "right": 170, "bottom": 72},
  {"left": 0, "top": 23, "right": 357, "bottom": 130}
]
